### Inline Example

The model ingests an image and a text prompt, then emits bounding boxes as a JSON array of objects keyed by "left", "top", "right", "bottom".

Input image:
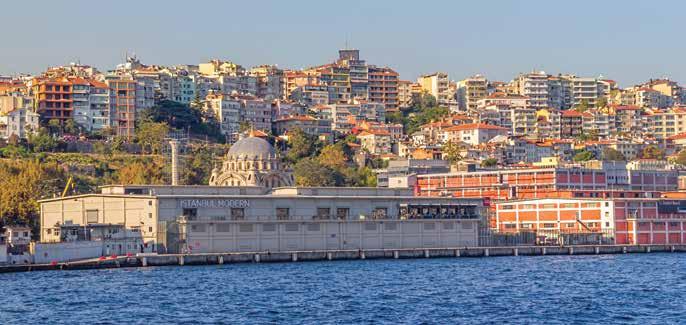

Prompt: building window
[
  {"left": 500, "top": 205, "right": 514, "bottom": 210},
  {"left": 216, "top": 224, "right": 231, "bottom": 233},
  {"left": 285, "top": 224, "right": 299, "bottom": 232},
  {"left": 372, "top": 208, "right": 387, "bottom": 219},
  {"left": 190, "top": 224, "right": 206, "bottom": 233},
  {"left": 504, "top": 224, "right": 516, "bottom": 229},
  {"left": 86, "top": 210, "right": 99, "bottom": 224},
  {"left": 231, "top": 208, "right": 245, "bottom": 220},
  {"left": 182, "top": 208, "right": 197, "bottom": 220},
  {"left": 262, "top": 224, "right": 276, "bottom": 232},
  {"left": 148, "top": 227, "right": 153, "bottom": 233},
  {"left": 276, "top": 208, "right": 290, "bottom": 220},
  {"left": 336, "top": 208, "right": 349, "bottom": 220},
  {"left": 316, "top": 208, "right": 331, "bottom": 220},
  {"left": 239, "top": 224, "right": 253, "bottom": 233}
]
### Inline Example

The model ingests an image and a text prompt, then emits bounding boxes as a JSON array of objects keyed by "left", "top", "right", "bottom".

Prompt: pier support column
[
  {"left": 623, "top": 246, "right": 627, "bottom": 254},
  {"left": 424, "top": 250, "right": 430, "bottom": 258},
  {"left": 646, "top": 246, "right": 651, "bottom": 253},
  {"left": 327, "top": 252, "right": 333, "bottom": 260},
  {"left": 142, "top": 257, "right": 147, "bottom": 267},
  {"left": 360, "top": 251, "right": 366, "bottom": 260},
  {"left": 179, "top": 256, "right": 185, "bottom": 266},
  {"left": 292, "top": 253, "right": 298, "bottom": 262},
  {"left": 595, "top": 247, "right": 600, "bottom": 255},
  {"left": 456, "top": 249, "right": 461, "bottom": 257},
  {"left": 569, "top": 247, "right": 574, "bottom": 255},
  {"left": 542, "top": 247, "right": 547, "bottom": 255},
  {"left": 254, "top": 254, "right": 261, "bottom": 263},
  {"left": 484, "top": 248, "right": 490, "bottom": 257},
  {"left": 218, "top": 256, "right": 224, "bottom": 265},
  {"left": 514, "top": 248, "right": 518, "bottom": 256},
  {"left": 393, "top": 251, "right": 399, "bottom": 259},
  {"left": 671, "top": 245, "right": 675, "bottom": 252}
]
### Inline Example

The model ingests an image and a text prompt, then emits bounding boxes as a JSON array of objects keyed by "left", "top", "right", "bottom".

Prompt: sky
[{"left": 1, "top": 0, "right": 684, "bottom": 86}]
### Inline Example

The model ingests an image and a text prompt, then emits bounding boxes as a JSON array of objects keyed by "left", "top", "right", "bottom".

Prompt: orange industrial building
[{"left": 495, "top": 198, "right": 686, "bottom": 245}]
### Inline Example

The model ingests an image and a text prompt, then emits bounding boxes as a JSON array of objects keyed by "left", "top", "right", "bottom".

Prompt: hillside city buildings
[{"left": 4, "top": 48, "right": 686, "bottom": 249}]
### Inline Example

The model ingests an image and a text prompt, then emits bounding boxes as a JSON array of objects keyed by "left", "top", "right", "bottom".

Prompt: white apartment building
[{"left": 0, "top": 107, "right": 39, "bottom": 140}]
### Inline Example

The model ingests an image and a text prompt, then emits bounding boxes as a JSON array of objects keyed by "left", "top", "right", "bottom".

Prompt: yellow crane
[{"left": 62, "top": 176, "right": 75, "bottom": 197}]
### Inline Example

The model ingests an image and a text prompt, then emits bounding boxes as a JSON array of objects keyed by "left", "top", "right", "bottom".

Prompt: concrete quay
[{"left": 1, "top": 244, "right": 685, "bottom": 274}]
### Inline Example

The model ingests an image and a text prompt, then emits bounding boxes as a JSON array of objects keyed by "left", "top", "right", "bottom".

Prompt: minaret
[{"left": 170, "top": 140, "right": 179, "bottom": 186}]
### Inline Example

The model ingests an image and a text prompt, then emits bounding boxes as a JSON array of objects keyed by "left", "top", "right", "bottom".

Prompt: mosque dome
[{"left": 227, "top": 136, "right": 275, "bottom": 158}]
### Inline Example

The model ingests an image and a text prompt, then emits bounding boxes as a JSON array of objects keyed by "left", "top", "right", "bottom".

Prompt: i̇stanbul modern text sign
[{"left": 179, "top": 199, "right": 250, "bottom": 209}]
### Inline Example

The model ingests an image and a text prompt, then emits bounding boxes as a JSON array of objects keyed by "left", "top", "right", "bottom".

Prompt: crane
[{"left": 62, "top": 176, "right": 75, "bottom": 197}]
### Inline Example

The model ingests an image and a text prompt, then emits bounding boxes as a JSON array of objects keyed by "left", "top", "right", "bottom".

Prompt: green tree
[
  {"left": 286, "top": 127, "right": 320, "bottom": 162},
  {"left": 27, "top": 128, "right": 58, "bottom": 153},
  {"left": 318, "top": 144, "right": 348, "bottom": 171},
  {"left": 64, "top": 119, "right": 79, "bottom": 134},
  {"left": 602, "top": 147, "right": 626, "bottom": 161},
  {"left": 675, "top": 149, "right": 686, "bottom": 166},
  {"left": 117, "top": 161, "right": 167, "bottom": 185},
  {"left": 181, "top": 145, "right": 215, "bottom": 185},
  {"left": 640, "top": 145, "right": 665, "bottom": 160},
  {"left": 293, "top": 158, "right": 337, "bottom": 186},
  {"left": 136, "top": 121, "right": 169, "bottom": 154},
  {"left": 573, "top": 150, "right": 595, "bottom": 162},
  {"left": 110, "top": 136, "right": 126, "bottom": 154},
  {"left": 481, "top": 158, "right": 498, "bottom": 167},
  {"left": 239, "top": 121, "right": 252, "bottom": 133},
  {"left": 47, "top": 119, "right": 62, "bottom": 135},
  {"left": 574, "top": 99, "right": 590, "bottom": 112},
  {"left": 596, "top": 96, "right": 608, "bottom": 108},
  {"left": 442, "top": 141, "right": 464, "bottom": 164}
]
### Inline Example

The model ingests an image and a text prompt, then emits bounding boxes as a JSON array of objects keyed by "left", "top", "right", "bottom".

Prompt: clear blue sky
[{"left": 1, "top": 0, "right": 683, "bottom": 86}]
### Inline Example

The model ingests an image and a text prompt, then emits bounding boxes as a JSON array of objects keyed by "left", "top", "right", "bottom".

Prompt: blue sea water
[{"left": 1, "top": 254, "right": 685, "bottom": 324}]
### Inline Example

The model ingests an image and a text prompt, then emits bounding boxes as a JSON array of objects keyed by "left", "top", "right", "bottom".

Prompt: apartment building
[
  {"left": 32, "top": 78, "right": 73, "bottom": 121},
  {"left": 358, "top": 130, "right": 392, "bottom": 155},
  {"left": 398, "top": 80, "right": 413, "bottom": 109},
  {"left": 273, "top": 115, "right": 332, "bottom": 136},
  {"left": 368, "top": 66, "right": 399, "bottom": 111},
  {"left": 456, "top": 75, "right": 488, "bottom": 112},
  {"left": 443, "top": 123, "right": 509, "bottom": 146},
  {"left": 204, "top": 92, "right": 240, "bottom": 137},
  {"left": 106, "top": 78, "right": 137, "bottom": 139},
  {"left": 0, "top": 107, "right": 39, "bottom": 140},
  {"left": 418, "top": 72, "right": 451, "bottom": 108}
]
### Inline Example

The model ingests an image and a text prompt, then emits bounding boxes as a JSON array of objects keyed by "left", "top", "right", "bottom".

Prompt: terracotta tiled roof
[{"left": 444, "top": 123, "right": 509, "bottom": 132}]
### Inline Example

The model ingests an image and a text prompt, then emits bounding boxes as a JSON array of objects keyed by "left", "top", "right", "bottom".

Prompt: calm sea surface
[{"left": 1, "top": 254, "right": 685, "bottom": 324}]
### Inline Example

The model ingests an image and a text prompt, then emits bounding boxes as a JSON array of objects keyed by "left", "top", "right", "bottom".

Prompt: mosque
[{"left": 208, "top": 135, "right": 294, "bottom": 188}]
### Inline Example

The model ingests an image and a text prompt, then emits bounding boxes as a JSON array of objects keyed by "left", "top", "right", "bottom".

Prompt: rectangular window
[
  {"left": 239, "top": 224, "right": 254, "bottom": 232},
  {"left": 385, "top": 222, "right": 398, "bottom": 231},
  {"left": 148, "top": 227, "right": 153, "bottom": 233},
  {"left": 364, "top": 223, "right": 378, "bottom": 231},
  {"left": 285, "top": 224, "right": 299, "bottom": 232},
  {"left": 307, "top": 223, "right": 321, "bottom": 232},
  {"left": 231, "top": 208, "right": 245, "bottom": 220},
  {"left": 216, "top": 224, "right": 231, "bottom": 232},
  {"left": 316, "top": 208, "right": 330, "bottom": 220},
  {"left": 561, "top": 203, "right": 576, "bottom": 209},
  {"left": 276, "top": 208, "right": 290, "bottom": 220},
  {"left": 442, "top": 222, "right": 454, "bottom": 230},
  {"left": 336, "top": 208, "right": 349, "bottom": 220},
  {"left": 86, "top": 210, "right": 99, "bottom": 224},
  {"left": 504, "top": 224, "right": 516, "bottom": 229},
  {"left": 500, "top": 205, "right": 514, "bottom": 210},
  {"left": 423, "top": 223, "right": 436, "bottom": 231},
  {"left": 183, "top": 208, "right": 197, "bottom": 219},
  {"left": 542, "top": 223, "right": 557, "bottom": 228},
  {"left": 373, "top": 208, "right": 387, "bottom": 219},
  {"left": 262, "top": 224, "right": 276, "bottom": 232},
  {"left": 190, "top": 224, "right": 206, "bottom": 233}
]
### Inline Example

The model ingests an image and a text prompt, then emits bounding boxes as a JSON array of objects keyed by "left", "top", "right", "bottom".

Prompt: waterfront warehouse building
[
  {"left": 38, "top": 136, "right": 485, "bottom": 255},
  {"left": 39, "top": 186, "right": 485, "bottom": 254}
]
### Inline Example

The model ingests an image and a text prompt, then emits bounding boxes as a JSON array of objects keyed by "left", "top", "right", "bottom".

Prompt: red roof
[
  {"left": 561, "top": 110, "right": 583, "bottom": 117},
  {"left": 444, "top": 123, "right": 508, "bottom": 132}
]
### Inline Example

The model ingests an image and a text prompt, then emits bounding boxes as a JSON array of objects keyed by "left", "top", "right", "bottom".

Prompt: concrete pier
[{"left": 1, "top": 244, "right": 685, "bottom": 274}]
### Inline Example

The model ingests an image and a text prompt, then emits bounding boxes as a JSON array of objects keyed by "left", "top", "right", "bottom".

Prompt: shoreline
[{"left": 1, "top": 244, "right": 684, "bottom": 274}]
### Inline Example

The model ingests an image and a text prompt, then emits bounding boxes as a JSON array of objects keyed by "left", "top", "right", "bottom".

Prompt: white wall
[
  {"left": 184, "top": 220, "right": 479, "bottom": 253},
  {"left": 0, "top": 245, "right": 7, "bottom": 264},
  {"left": 32, "top": 241, "right": 103, "bottom": 264}
]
